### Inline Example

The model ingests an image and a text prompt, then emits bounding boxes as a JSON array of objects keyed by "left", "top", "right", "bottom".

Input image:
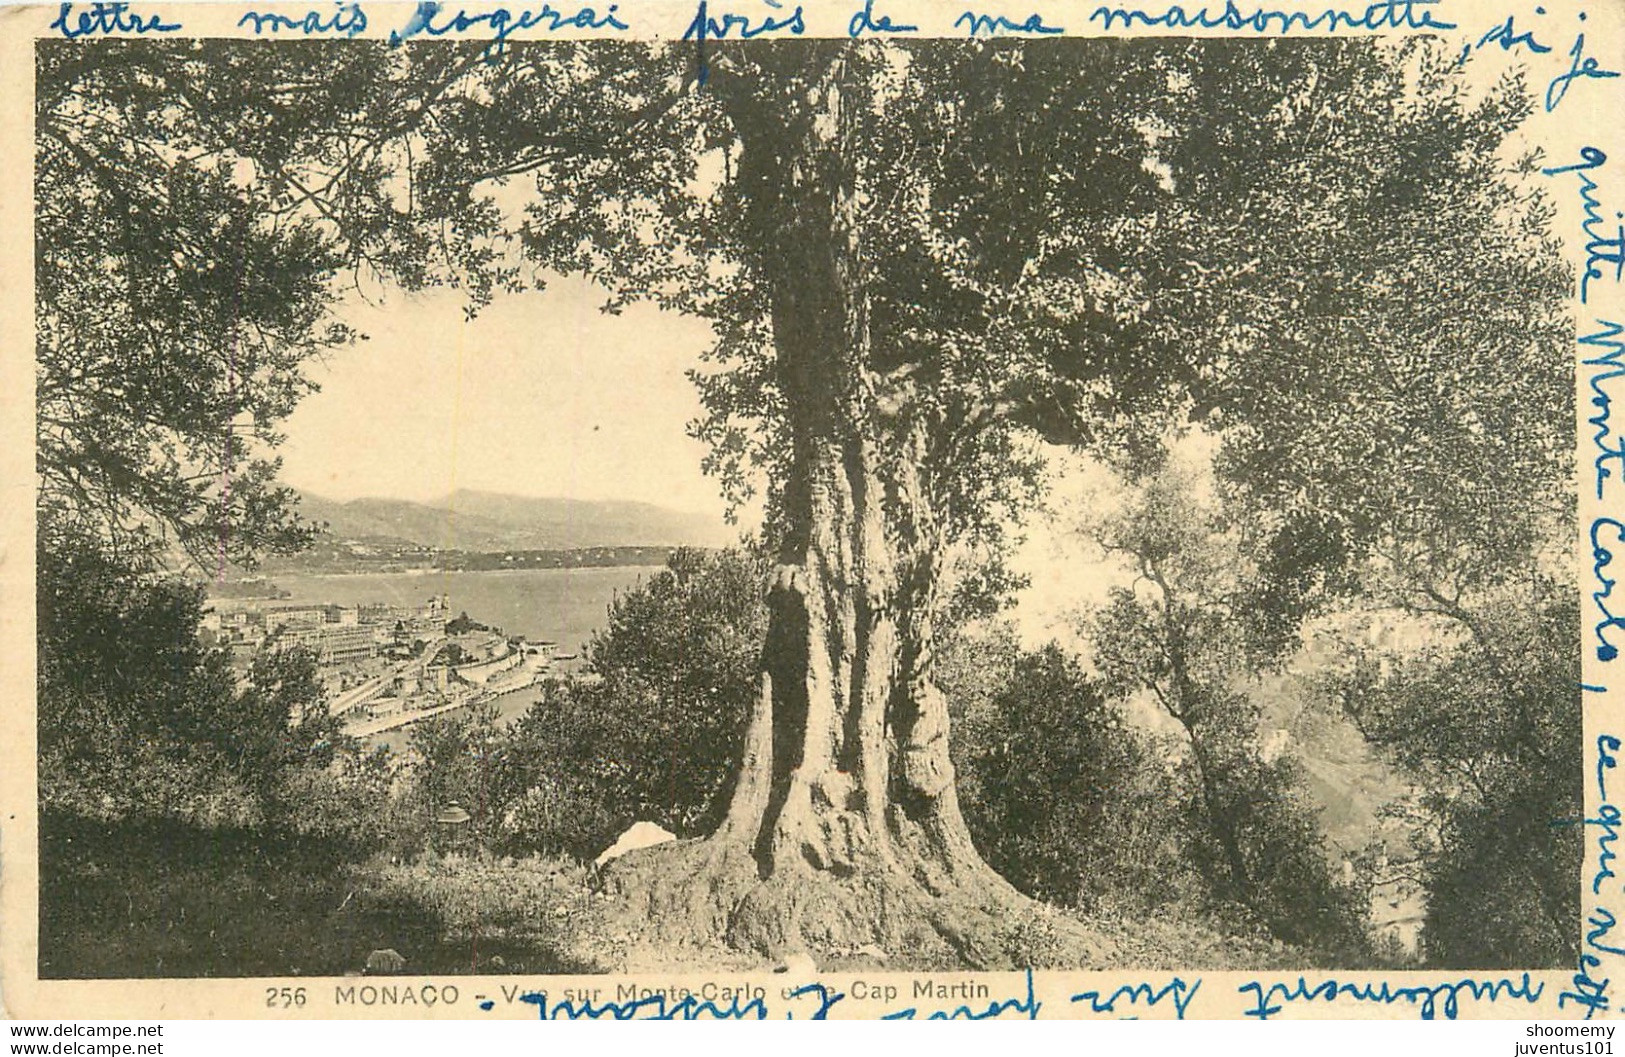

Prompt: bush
[
  {"left": 495, "top": 777, "right": 620, "bottom": 861},
  {"left": 276, "top": 745, "right": 398, "bottom": 853},
  {"left": 38, "top": 541, "right": 344, "bottom": 830},
  {"left": 492, "top": 548, "right": 768, "bottom": 856},
  {"left": 945, "top": 621, "right": 1371, "bottom": 962},
  {"left": 1176, "top": 746, "right": 1372, "bottom": 961},
  {"left": 946, "top": 628, "right": 1196, "bottom": 912}
]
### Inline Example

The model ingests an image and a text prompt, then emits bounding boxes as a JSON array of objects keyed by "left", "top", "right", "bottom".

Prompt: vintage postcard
[{"left": 0, "top": 0, "right": 1621, "bottom": 1023}]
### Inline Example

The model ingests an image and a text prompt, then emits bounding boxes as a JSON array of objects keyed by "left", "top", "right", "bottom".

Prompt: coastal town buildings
[
  {"left": 202, "top": 594, "right": 451, "bottom": 660},
  {"left": 202, "top": 591, "right": 558, "bottom": 738}
]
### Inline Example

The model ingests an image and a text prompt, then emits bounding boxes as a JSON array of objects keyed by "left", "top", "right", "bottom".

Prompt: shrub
[
  {"left": 945, "top": 625, "right": 1201, "bottom": 914},
  {"left": 494, "top": 776, "right": 620, "bottom": 861},
  {"left": 493, "top": 548, "right": 768, "bottom": 856},
  {"left": 38, "top": 542, "right": 342, "bottom": 830}
]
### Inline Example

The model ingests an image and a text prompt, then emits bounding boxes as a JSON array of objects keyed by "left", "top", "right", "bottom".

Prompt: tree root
[{"left": 586, "top": 834, "right": 1116, "bottom": 972}]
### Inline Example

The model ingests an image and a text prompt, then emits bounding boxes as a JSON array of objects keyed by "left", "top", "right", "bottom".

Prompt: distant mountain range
[{"left": 293, "top": 489, "right": 734, "bottom": 552}]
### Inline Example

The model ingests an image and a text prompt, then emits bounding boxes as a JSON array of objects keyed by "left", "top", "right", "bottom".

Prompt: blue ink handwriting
[
  {"left": 1589, "top": 732, "right": 1622, "bottom": 899},
  {"left": 1072, "top": 977, "right": 1201, "bottom": 1019},
  {"left": 1458, "top": 12, "right": 1550, "bottom": 64},
  {"left": 847, "top": 0, "right": 917, "bottom": 36},
  {"left": 1586, "top": 906, "right": 1625, "bottom": 961},
  {"left": 239, "top": 3, "right": 368, "bottom": 37},
  {"left": 783, "top": 983, "right": 846, "bottom": 1020},
  {"left": 1563, "top": 912, "right": 1618, "bottom": 1018},
  {"left": 1570, "top": 793, "right": 1621, "bottom": 897},
  {"left": 1089, "top": 0, "right": 1454, "bottom": 33},
  {"left": 955, "top": 9, "right": 1064, "bottom": 34},
  {"left": 50, "top": 1, "right": 181, "bottom": 38},
  {"left": 1545, "top": 149, "right": 1624, "bottom": 305},
  {"left": 1591, "top": 517, "right": 1625, "bottom": 662},
  {"left": 1599, "top": 733, "right": 1620, "bottom": 802},
  {"left": 683, "top": 0, "right": 804, "bottom": 41},
  {"left": 683, "top": 0, "right": 805, "bottom": 85},
  {"left": 1562, "top": 734, "right": 1625, "bottom": 1018},
  {"left": 1580, "top": 320, "right": 1625, "bottom": 498},
  {"left": 1238, "top": 974, "right": 1544, "bottom": 1020},
  {"left": 1547, "top": 32, "right": 1621, "bottom": 111},
  {"left": 389, "top": 0, "right": 629, "bottom": 57},
  {"left": 517, "top": 988, "right": 770, "bottom": 1020}
]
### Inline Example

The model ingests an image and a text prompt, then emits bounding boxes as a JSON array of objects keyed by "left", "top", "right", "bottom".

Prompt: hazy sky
[{"left": 278, "top": 275, "right": 737, "bottom": 521}]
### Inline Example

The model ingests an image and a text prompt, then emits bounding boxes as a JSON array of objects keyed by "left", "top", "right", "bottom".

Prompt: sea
[{"left": 257, "top": 566, "right": 664, "bottom": 654}]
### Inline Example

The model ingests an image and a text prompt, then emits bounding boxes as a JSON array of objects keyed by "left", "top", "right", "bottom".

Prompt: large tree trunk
[{"left": 600, "top": 45, "right": 1104, "bottom": 970}]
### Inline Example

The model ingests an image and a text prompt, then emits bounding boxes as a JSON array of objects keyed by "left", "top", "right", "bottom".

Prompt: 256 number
[{"left": 266, "top": 986, "right": 307, "bottom": 1009}]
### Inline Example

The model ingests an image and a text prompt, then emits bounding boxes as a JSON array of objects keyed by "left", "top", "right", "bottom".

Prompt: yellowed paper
[{"left": 3, "top": 0, "right": 1622, "bottom": 1021}]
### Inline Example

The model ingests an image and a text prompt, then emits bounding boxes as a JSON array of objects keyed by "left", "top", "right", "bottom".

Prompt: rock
[
  {"left": 365, "top": 948, "right": 407, "bottom": 974},
  {"left": 775, "top": 952, "right": 818, "bottom": 976},
  {"left": 854, "top": 944, "right": 888, "bottom": 962},
  {"left": 593, "top": 821, "right": 676, "bottom": 869}
]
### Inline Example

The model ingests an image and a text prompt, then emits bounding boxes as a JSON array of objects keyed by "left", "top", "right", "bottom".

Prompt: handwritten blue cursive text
[
  {"left": 1562, "top": 725, "right": 1621, "bottom": 1018},
  {"left": 1073, "top": 977, "right": 1201, "bottom": 1019},
  {"left": 1089, "top": 0, "right": 1453, "bottom": 33},
  {"left": 1458, "top": 12, "right": 1551, "bottom": 64},
  {"left": 389, "top": 0, "right": 629, "bottom": 58},
  {"left": 1583, "top": 321, "right": 1625, "bottom": 499},
  {"left": 1546, "top": 148, "right": 1625, "bottom": 305},
  {"left": 955, "top": 9, "right": 1064, "bottom": 34},
  {"left": 847, "top": 0, "right": 917, "bottom": 36},
  {"left": 239, "top": 3, "right": 368, "bottom": 37},
  {"left": 1238, "top": 974, "right": 1543, "bottom": 1020},
  {"left": 683, "top": 0, "right": 805, "bottom": 84},
  {"left": 1547, "top": 32, "right": 1622, "bottom": 112},
  {"left": 50, "top": 1, "right": 181, "bottom": 37}
]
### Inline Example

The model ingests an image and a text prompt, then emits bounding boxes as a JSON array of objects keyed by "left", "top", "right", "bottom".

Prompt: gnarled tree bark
[{"left": 600, "top": 46, "right": 1106, "bottom": 970}]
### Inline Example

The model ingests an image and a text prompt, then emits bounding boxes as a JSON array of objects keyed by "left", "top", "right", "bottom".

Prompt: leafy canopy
[{"left": 40, "top": 39, "right": 1567, "bottom": 604}]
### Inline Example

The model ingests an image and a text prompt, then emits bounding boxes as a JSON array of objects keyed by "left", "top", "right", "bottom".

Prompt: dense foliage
[
  {"left": 1324, "top": 579, "right": 1581, "bottom": 967},
  {"left": 37, "top": 536, "right": 345, "bottom": 829},
  {"left": 1084, "top": 467, "right": 1373, "bottom": 956},
  {"left": 945, "top": 630, "right": 1191, "bottom": 913}
]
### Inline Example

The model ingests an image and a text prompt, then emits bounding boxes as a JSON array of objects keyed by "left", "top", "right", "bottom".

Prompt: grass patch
[{"left": 38, "top": 813, "right": 594, "bottom": 978}]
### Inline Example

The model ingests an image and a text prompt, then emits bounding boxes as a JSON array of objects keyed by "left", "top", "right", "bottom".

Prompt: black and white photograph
[{"left": 8, "top": 0, "right": 1618, "bottom": 1020}]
